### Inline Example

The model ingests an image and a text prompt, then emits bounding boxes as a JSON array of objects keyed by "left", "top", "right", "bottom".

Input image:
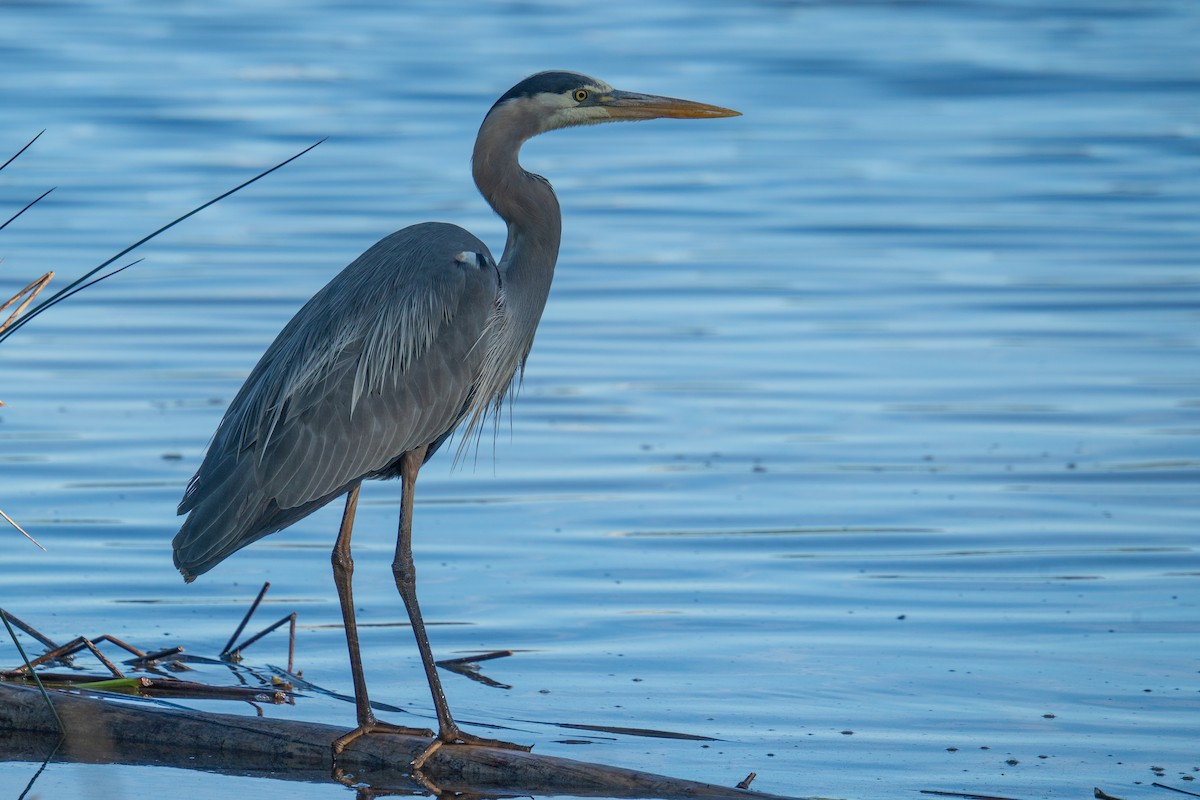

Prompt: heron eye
[{"left": 574, "top": 89, "right": 589, "bottom": 102}]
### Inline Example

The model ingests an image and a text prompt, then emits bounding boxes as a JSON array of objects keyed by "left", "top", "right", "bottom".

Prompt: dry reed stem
[
  {"left": 2, "top": 589, "right": 299, "bottom": 704},
  {"left": 1, "top": 270, "right": 53, "bottom": 336},
  {"left": 0, "top": 506, "right": 45, "bottom": 550}
]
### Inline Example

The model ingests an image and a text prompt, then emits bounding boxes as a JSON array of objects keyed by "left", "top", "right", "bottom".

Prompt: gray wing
[{"left": 173, "top": 222, "right": 501, "bottom": 580}]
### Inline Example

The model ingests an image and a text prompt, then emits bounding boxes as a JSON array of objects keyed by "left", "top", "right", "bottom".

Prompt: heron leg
[
  {"left": 331, "top": 481, "right": 435, "bottom": 756},
  {"left": 392, "top": 445, "right": 531, "bottom": 770}
]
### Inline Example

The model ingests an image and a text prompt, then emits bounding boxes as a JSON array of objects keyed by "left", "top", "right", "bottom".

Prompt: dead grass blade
[{"left": 0, "top": 271, "right": 53, "bottom": 336}]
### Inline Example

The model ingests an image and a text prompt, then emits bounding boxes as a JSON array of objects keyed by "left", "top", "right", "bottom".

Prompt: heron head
[{"left": 487, "top": 70, "right": 740, "bottom": 136}]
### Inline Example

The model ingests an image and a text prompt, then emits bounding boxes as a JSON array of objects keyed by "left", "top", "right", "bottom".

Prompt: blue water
[{"left": 2, "top": 1, "right": 1198, "bottom": 798}]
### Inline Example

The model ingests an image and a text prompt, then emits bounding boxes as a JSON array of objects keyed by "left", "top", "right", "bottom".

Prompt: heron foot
[
  {"left": 332, "top": 717, "right": 437, "bottom": 756},
  {"left": 411, "top": 725, "right": 532, "bottom": 770}
]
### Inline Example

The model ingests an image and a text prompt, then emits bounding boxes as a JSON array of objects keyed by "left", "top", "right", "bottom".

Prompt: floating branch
[
  {"left": 0, "top": 671, "right": 291, "bottom": 705},
  {"left": 19, "top": 636, "right": 126, "bottom": 678},
  {"left": 0, "top": 597, "right": 788, "bottom": 797},
  {"left": 126, "top": 645, "right": 186, "bottom": 668},
  {"left": 0, "top": 683, "right": 797, "bottom": 800},
  {"left": 2, "top": 586, "right": 297, "bottom": 703}
]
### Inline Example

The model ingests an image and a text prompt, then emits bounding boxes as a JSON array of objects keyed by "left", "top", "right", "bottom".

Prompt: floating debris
[{"left": 1, "top": 582, "right": 297, "bottom": 705}]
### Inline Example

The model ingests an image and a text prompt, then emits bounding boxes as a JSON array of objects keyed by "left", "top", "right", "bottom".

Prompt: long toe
[
  {"left": 333, "top": 719, "right": 437, "bottom": 755},
  {"left": 448, "top": 729, "right": 531, "bottom": 751},
  {"left": 411, "top": 726, "right": 531, "bottom": 769}
]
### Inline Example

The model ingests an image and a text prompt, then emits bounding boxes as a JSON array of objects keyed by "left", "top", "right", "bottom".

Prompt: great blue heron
[{"left": 173, "top": 70, "right": 738, "bottom": 767}]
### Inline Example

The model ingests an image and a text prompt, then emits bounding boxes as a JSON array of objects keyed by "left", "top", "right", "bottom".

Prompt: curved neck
[
  {"left": 471, "top": 105, "right": 562, "bottom": 359},
  {"left": 470, "top": 106, "right": 559, "bottom": 292}
]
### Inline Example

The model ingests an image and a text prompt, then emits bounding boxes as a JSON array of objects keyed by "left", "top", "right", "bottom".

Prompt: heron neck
[{"left": 472, "top": 114, "right": 562, "bottom": 359}]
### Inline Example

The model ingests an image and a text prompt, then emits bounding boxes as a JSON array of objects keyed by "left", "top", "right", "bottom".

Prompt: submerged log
[{"left": 0, "top": 683, "right": 800, "bottom": 799}]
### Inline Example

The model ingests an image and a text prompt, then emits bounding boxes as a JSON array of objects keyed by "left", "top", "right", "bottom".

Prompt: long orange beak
[{"left": 602, "top": 90, "right": 740, "bottom": 120}]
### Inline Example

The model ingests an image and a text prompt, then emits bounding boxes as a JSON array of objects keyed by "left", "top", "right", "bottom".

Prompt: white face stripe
[
  {"left": 485, "top": 76, "right": 625, "bottom": 135},
  {"left": 537, "top": 80, "right": 613, "bottom": 106},
  {"left": 532, "top": 81, "right": 620, "bottom": 131}
]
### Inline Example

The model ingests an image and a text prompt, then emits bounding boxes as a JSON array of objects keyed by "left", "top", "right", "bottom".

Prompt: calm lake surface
[{"left": 2, "top": 1, "right": 1198, "bottom": 798}]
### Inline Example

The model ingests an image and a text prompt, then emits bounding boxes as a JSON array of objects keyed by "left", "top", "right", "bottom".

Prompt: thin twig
[
  {"left": 0, "top": 610, "right": 59, "bottom": 651},
  {"left": 1152, "top": 784, "right": 1200, "bottom": 798},
  {"left": 0, "top": 273, "right": 52, "bottom": 314},
  {"left": 0, "top": 508, "right": 45, "bottom": 551},
  {"left": 0, "top": 272, "right": 53, "bottom": 335},
  {"left": 89, "top": 633, "right": 148, "bottom": 659},
  {"left": 226, "top": 613, "right": 294, "bottom": 660},
  {"left": 1, "top": 670, "right": 291, "bottom": 703},
  {"left": 136, "top": 678, "right": 289, "bottom": 703},
  {"left": 77, "top": 638, "right": 125, "bottom": 678},
  {"left": 15, "top": 635, "right": 126, "bottom": 677},
  {"left": 0, "top": 139, "right": 325, "bottom": 345},
  {"left": 287, "top": 612, "right": 296, "bottom": 674},
  {"left": 222, "top": 581, "right": 270, "bottom": 658},
  {"left": 125, "top": 645, "right": 185, "bottom": 667},
  {"left": 7, "top": 262, "right": 135, "bottom": 332}
]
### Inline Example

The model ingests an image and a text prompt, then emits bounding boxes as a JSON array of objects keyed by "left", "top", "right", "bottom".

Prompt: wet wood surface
[{"left": 0, "top": 683, "right": 801, "bottom": 798}]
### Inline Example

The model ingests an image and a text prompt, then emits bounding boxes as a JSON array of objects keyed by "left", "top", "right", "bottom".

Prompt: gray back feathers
[{"left": 174, "top": 222, "right": 513, "bottom": 577}]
